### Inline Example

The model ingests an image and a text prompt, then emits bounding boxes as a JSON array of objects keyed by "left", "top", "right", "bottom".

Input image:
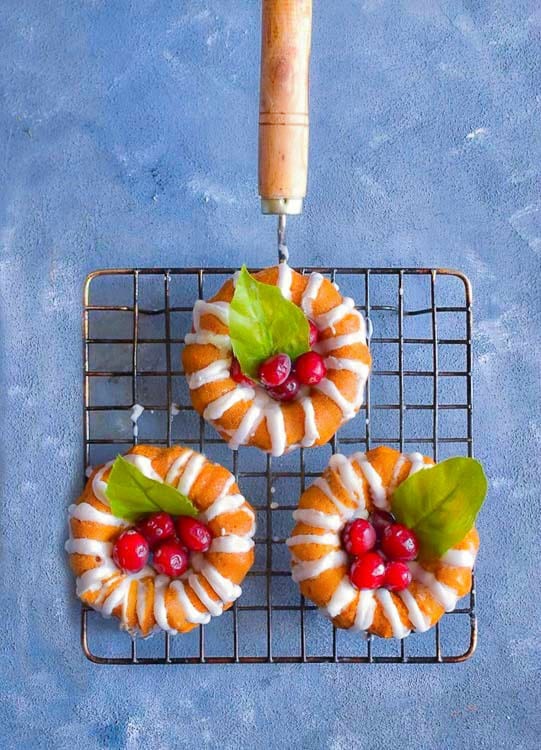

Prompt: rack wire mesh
[{"left": 81, "top": 266, "right": 476, "bottom": 664}]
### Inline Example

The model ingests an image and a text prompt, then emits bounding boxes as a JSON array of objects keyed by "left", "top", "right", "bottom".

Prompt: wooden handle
[{"left": 258, "top": 0, "right": 312, "bottom": 214}]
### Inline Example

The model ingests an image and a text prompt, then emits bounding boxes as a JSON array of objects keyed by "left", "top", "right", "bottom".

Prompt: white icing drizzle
[
  {"left": 130, "top": 404, "right": 144, "bottom": 437},
  {"left": 176, "top": 452, "right": 205, "bottom": 495},
  {"left": 203, "top": 386, "right": 255, "bottom": 421},
  {"left": 389, "top": 453, "right": 407, "bottom": 495},
  {"left": 350, "top": 589, "right": 376, "bottom": 631},
  {"left": 352, "top": 452, "right": 387, "bottom": 509},
  {"left": 329, "top": 454, "right": 364, "bottom": 502},
  {"left": 68, "top": 502, "right": 127, "bottom": 528},
  {"left": 292, "top": 508, "right": 343, "bottom": 532},
  {"left": 300, "top": 396, "right": 319, "bottom": 447},
  {"left": 408, "top": 452, "right": 430, "bottom": 476},
  {"left": 266, "top": 403, "right": 286, "bottom": 457},
  {"left": 92, "top": 462, "right": 112, "bottom": 505},
  {"left": 102, "top": 578, "right": 131, "bottom": 619},
  {"left": 315, "top": 331, "right": 365, "bottom": 354},
  {"left": 136, "top": 580, "right": 147, "bottom": 630},
  {"left": 210, "top": 535, "right": 255, "bottom": 554},
  {"left": 189, "top": 573, "right": 224, "bottom": 617},
  {"left": 153, "top": 575, "right": 176, "bottom": 634},
  {"left": 184, "top": 331, "right": 231, "bottom": 349},
  {"left": 441, "top": 547, "right": 476, "bottom": 568},
  {"left": 193, "top": 300, "right": 230, "bottom": 329},
  {"left": 325, "top": 577, "right": 358, "bottom": 619},
  {"left": 315, "top": 379, "right": 357, "bottom": 420},
  {"left": 191, "top": 553, "right": 242, "bottom": 603},
  {"left": 313, "top": 477, "right": 362, "bottom": 519},
  {"left": 186, "top": 359, "right": 232, "bottom": 390},
  {"left": 324, "top": 356, "right": 370, "bottom": 375},
  {"left": 202, "top": 493, "right": 244, "bottom": 522},
  {"left": 398, "top": 589, "right": 431, "bottom": 633},
  {"left": 65, "top": 538, "right": 112, "bottom": 558},
  {"left": 123, "top": 454, "right": 162, "bottom": 483},
  {"left": 376, "top": 589, "right": 411, "bottom": 639},
  {"left": 315, "top": 297, "right": 355, "bottom": 331},
  {"left": 171, "top": 580, "right": 211, "bottom": 625},
  {"left": 75, "top": 561, "right": 118, "bottom": 596},
  {"left": 286, "top": 533, "right": 340, "bottom": 548},
  {"left": 228, "top": 394, "right": 266, "bottom": 449},
  {"left": 301, "top": 272, "right": 324, "bottom": 315},
  {"left": 291, "top": 550, "right": 347, "bottom": 583},
  {"left": 277, "top": 262, "right": 293, "bottom": 300},
  {"left": 165, "top": 450, "right": 192, "bottom": 486},
  {"left": 409, "top": 562, "right": 459, "bottom": 612}
]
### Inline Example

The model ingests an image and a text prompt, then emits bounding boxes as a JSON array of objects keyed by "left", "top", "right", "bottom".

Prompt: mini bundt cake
[
  {"left": 66, "top": 445, "right": 255, "bottom": 635},
  {"left": 287, "top": 447, "right": 481, "bottom": 639},
  {"left": 182, "top": 264, "right": 371, "bottom": 456}
]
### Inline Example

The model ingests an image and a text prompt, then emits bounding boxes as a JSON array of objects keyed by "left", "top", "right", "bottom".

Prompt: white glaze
[
  {"left": 315, "top": 330, "right": 365, "bottom": 354},
  {"left": 376, "top": 589, "right": 411, "bottom": 639},
  {"left": 350, "top": 589, "right": 376, "bottom": 631},
  {"left": 300, "top": 397, "right": 319, "bottom": 447},
  {"left": 324, "top": 356, "right": 370, "bottom": 375},
  {"left": 65, "top": 537, "right": 112, "bottom": 558},
  {"left": 388, "top": 453, "right": 407, "bottom": 495},
  {"left": 408, "top": 452, "right": 430, "bottom": 476},
  {"left": 123, "top": 453, "right": 163, "bottom": 483},
  {"left": 75, "top": 561, "right": 117, "bottom": 596},
  {"left": 153, "top": 575, "right": 176, "bottom": 634},
  {"left": 228, "top": 394, "right": 266, "bottom": 450},
  {"left": 301, "top": 272, "right": 324, "bottom": 315},
  {"left": 202, "top": 493, "right": 245, "bottom": 522},
  {"left": 186, "top": 359, "right": 231, "bottom": 390},
  {"left": 210, "top": 535, "right": 255, "bottom": 554},
  {"left": 192, "top": 553, "right": 242, "bottom": 603},
  {"left": 92, "top": 462, "right": 112, "bottom": 505},
  {"left": 315, "top": 297, "right": 355, "bottom": 331},
  {"left": 398, "top": 589, "right": 431, "bottom": 633},
  {"left": 325, "top": 577, "right": 358, "bottom": 618},
  {"left": 353, "top": 452, "right": 387, "bottom": 509},
  {"left": 136, "top": 580, "right": 147, "bottom": 630},
  {"left": 313, "top": 477, "right": 361, "bottom": 519},
  {"left": 441, "top": 547, "right": 476, "bottom": 568},
  {"left": 193, "top": 300, "right": 230, "bottom": 329},
  {"left": 277, "top": 262, "right": 293, "bottom": 300},
  {"left": 266, "top": 403, "right": 286, "bottom": 457},
  {"left": 165, "top": 450, "right": 192, "bottom": 486},
  {"left": 203, "top": 386, "right": 255, "bottom": 421},
  {"left": 329, "top": 454, "right": 364, "bottom": 502},
  {"left": 68, "top": 502, "right": 127, "bottom": 528},
  {"left": 286, "top": 533, "right": 340, "bottom": 548},
  {"left": 171, "top": 580, "right": 211, "bottom": 625},
  {"left": 189, "top": 573, "right": 224, "bottom": 617},
  {"left": 292, "top": 508, "right": 343, "bottom": 532},
  {"left": 291, "top": 550, "right": 348, "bottom": 583},
  {"left": 184, "top": 331, "right": 231, "bottom": 349},
  {"left": 409, "top": 562, "right": 459, "bottom": 611},
  {"left": 176, "top": 452, "right": 206, "bottom": 495},
  {"left": 315, "top": 379, "right": 357, "bottom": 420}
]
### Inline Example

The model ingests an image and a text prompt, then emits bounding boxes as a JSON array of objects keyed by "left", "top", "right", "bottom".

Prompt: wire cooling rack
[{"left": 80, "top": 266, "right": 476, "bottom": 664}]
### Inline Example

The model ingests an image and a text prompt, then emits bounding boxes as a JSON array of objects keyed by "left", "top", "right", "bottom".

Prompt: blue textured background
[{"left": 1, "top": 1, "right": 540, "bottom": 748}]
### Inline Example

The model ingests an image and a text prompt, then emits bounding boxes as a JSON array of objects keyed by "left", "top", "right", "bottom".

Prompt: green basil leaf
[
  {"left": 391, "top": 457, "right": 488, "bottom": 559},
  {"left": 105, "top": 456, "right": 198, "bottom": 522},
  {"left": 229, "top": 265, "right": 310, "bottom": 379}
]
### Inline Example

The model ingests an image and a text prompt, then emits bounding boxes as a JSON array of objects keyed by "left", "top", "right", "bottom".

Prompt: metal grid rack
[{"left": 81, "top": 266, "right": 476, "bottom": 664}]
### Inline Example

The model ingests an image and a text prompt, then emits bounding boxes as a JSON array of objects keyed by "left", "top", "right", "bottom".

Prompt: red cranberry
[
  {"left": 153, "top": 539, "right": 189, "bottom": 577},
  {"left": 267, "top": 374, "right": 300, "bottom": 402},
  {"left": 384, "top": 561, "right": 412, "bottom": 592},
  {"left": 294, "top": 351, "right": 327, "bottom": 386},
  {"left": 342, "top": 518, "right": 376, "bottom": 556},
  {"left": 349, "top": 551, "right": 386, "bottom": 590},
  {"left": 258, "top": 353, "right": 291, "bottom": 387},
  {"left": 136, "top": 512, "right": 175, "bottom": 549},
  {"left": 381, "top": 523, "right": 419, "bottom": 561},
  {"left": 112, "top": 529, "right": 149, "bottom": 573},
  {"left": 230, "top": 357, "right": 255, "bottom": 385},
  {"left": 308, "top": 320, "right": 320, "bottom": 347},
  {"left": 371, "top": 509, "right": 395, "bottom": 540},
  {"left": 176, "top": 516, "right": 213, "bottom": 552}
]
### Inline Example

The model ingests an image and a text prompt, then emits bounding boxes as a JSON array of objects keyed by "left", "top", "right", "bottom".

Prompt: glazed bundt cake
[
  {"left": 182, "top": 264, "right": 371, "bottom": 456},
  {"left": 66, "top": 445, "right": 255, "bottom": 635},
  {"left": 287, "top": 447, "right": 484, "bottom": 639}
]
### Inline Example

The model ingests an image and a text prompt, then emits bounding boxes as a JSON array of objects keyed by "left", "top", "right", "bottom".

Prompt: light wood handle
[{"left": 258, "top": 0, "right": 312, "bottom": 215}]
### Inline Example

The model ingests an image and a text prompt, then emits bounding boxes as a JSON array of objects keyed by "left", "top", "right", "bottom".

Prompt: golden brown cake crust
[
  {"left": 66, "top": 445, "right": 255, "bottom": 636},
  {"left": 287, "top": 446, "right": 479, "bottom": 639},
  {"left": 182, "top": 265, "right": 371, "bottom": 456}
]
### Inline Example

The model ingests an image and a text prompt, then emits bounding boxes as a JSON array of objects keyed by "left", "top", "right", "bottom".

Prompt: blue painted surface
[{"left": 1, "top": 1, "right": 540, "bottom": 748}]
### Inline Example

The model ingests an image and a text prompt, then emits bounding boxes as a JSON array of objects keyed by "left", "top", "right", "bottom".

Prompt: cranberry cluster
[
  {"left": 112, "top": 512, "right": 213, "bottom": 577},
  {"left": 342, "top": 510, "right": 419, "bottom": 592},
  {"left": 230, "top": 320, "right": 326, "bottom": 402}
]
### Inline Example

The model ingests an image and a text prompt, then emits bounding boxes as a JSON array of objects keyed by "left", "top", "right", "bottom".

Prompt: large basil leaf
[
  {"left": 105, "top": 456, "right": 198, "bottom": 522},
  {"left": 229, "top": 265, "right": 310, "bottom": 379},
  {"left": 391, "top": 457, "right": 488, "bottom": 559}
]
